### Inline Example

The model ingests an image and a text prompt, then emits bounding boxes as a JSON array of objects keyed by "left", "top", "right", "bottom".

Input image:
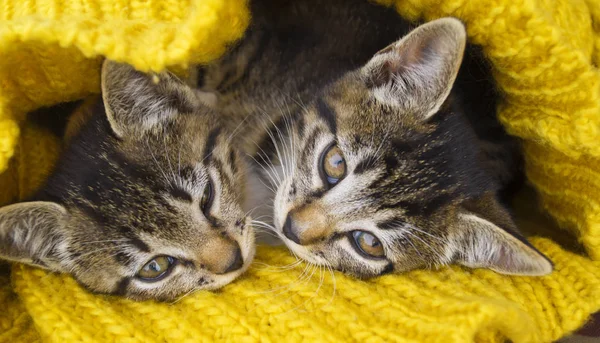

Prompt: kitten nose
[
  {"left": 283, "top": 214, "right": 301, "bottom": 244},
  {"left": 223, "top": 246, "right": 244, "bottom": 273},
  {"left": 283, "top": 206, "right": 329, "bottom": 245},
  {"left": 199, "top": 237, "right": 244, "bottom": 274}
]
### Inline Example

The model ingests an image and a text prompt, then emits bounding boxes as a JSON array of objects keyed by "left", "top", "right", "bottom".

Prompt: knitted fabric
[{"left": 0, "top": 0, "right": 599, "bottom": 342}]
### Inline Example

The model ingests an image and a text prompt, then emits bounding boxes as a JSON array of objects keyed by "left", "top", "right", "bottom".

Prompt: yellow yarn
[{"left": 1, "top": 0, "right": 600, "bottom": 342}]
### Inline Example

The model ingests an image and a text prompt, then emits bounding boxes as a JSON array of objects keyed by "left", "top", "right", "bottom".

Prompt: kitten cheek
[{"left": 273, "top": 180, "right": 293, "bottom": 231}]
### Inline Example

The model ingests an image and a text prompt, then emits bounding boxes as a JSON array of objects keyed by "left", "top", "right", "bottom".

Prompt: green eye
[
  {"left": 320, "top": 144, "right": 346, "bottom": 186},
  {"left": 352, "top": 231, "right": 385, "bottom": 258},
  {"left": 137, "top": 256, "right": 176, "bottom": 281},
  {"left": 201, "top": 180, "right": 213, "bottom": 215}
]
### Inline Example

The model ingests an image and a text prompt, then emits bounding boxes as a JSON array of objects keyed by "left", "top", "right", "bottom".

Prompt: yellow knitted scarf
[{"left": 1, "top": 0, "right": 600, "bottom": 342}]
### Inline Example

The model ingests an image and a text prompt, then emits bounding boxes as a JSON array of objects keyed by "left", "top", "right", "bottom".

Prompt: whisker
[
  {"left": 145, "top": 139, "right": 170, "bottom": 184},
  {"left": 163, "top": 134, "right": 176, "bottom": 181},
  {"left": 252, "top": 260, "right": 303, "bottom": 271}
]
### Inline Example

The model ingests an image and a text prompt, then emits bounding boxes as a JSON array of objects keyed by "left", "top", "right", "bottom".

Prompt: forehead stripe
[
  {"left": 378, "top": 217, "right": 402, "bottom": 231},
  {"left": 293, "top": 109, "right": 306, "bottom": 138},
  {"left": 109, "top": 149, "right": 152, "bottom": 182},
  {"left": 299, "top": 127, "right": 322, "bottom": 166},
  {"left": 73, "top": 199, "right": 109, "bottom": 225},
  {"left": 129, "top": 236, "right": 151, "bottom": 253},
  {"left": 212, "top": 157, "right": 235, "bottom": 190},
  {"left": 228, "top": 148, "right": 237, "bottom": 173},
  {"left": 316, "top": 98, "right": 337, "bottom": 134},
  {"left": 203, "top": 126, "right": 222, "bottom": 161}
]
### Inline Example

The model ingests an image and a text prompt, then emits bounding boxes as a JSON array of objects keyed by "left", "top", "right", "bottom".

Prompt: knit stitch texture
[{"left": 0, "top": 0, "right": 600, "bottom": 342}]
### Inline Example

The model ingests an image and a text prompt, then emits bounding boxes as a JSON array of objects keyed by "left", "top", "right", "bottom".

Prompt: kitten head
[
  {"left": 268, "top": 18, "right": 552, "bottom": 277},
  {"left": 0, "top": 60, "right": 255, "bottom": 301}
]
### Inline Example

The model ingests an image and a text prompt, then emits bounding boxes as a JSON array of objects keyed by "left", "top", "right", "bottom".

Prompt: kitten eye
[
  {"left": 137, "top": 256, "right": 176, "bottom": 281},
  {"left": 351, "top": 231, "right": 385, "bottom": 258},
  {"left": 320, "top": 144, "right": 346, "bottom": 186},
  {"left": 200, "top": 180, "right": 213, "bottom": 215}
]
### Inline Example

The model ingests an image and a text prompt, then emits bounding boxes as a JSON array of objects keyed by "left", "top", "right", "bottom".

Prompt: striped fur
[
  {"left": 0, "top": 61, "right": 255, "bottom": 301},
  {"left": 198, "top": 0, "right": 552, "bottom": 278}
]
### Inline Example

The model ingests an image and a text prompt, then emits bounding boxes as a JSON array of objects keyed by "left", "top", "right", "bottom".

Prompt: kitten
[
  {"left": 197, "top": 0, "right": 553, "bottom": 278},
  {"left": 0, "top": 60, "right": 255, "bottom": 301}
]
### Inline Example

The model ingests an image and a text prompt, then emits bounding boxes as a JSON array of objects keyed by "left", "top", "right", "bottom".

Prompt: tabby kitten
[
  {"left": 198, "top": 0, "right": 552, "bottom": 278},
  {"left": 0, "top": 60, "right": 255, "bottom": 301}
]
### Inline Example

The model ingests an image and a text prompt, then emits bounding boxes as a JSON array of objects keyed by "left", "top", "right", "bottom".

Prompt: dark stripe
[
  {"left": 117, "top": 226, "right": 152, "bottom": 252},
  {"left": 69, "top": 251, "right": 82, "bottom": 260},
  {"left": 377, "top": 199, "right": 423, "bottom": 217},
  {"left": 179, "top": 166, "right": 198, "bottom": 184},
  {"left": 165, "top": 88, "right": 196, "bottom": 114},
  {"left": 114, "top": 277, "right": 131, "bottom": 295},
  {"left": 330, "top": 232, "right": 346, "bottom": 242},
  {"left": 368, "top": 171, "right": 391, "bottom": 192},
  {"left": 299, "top": 128, "right": 322, "bottom": 167},
  {"left": 383, "top": 154, "right": 399, "bottom": 173},
  {"left": 129, "top": 236, "right": 151, "bottom": 253},
  {"left": 27, "top": 100, "right": 83, "bottom": 138},
  {"left": 381, "top": 192, "right": 455, "bottom": 217},
  {"left": 114, "top": 251, "right": 133, "bottom": 265},
  {"left": 203, "top": 126, "right": 222, "bottom": 161},
  {"left": 169, "top": 185, "right": 192, "bottom": 202},
  {"left": 198, "top": 277, "right": 208, "bottom": 286},
  {"left": 32, "top": 258, "right": 48, "bottom": 268},
  {"left": 354, "top": 158, "right": 376, "bottom": 175},
  {"left": 109, "top": 149, "right": 152, "bottom": 182},
  {"left": 213, "top": 158, "right": 234, "bottom": 190},
  {"left": 416, "top": 144, "right": 446, "bottom": 164},
  {"left": 423, "top": 192, "right": 455, "bottom": 216},
  {"left": 215, "top": 69, "right": 236, "bottom": 92},
  {"left": 293, "top": 110, "right": 306, "bottom": 139},
  {"left": 400, "top": 199, "right": 432, "bottom": 217},
  {"left": 380, "top": 263, "right": 394, "bottom": 275},
  {"left": 315, "top": 98, "right": 337, "bottom": 134},
  {"left": 308, "top": 188, "right": 326, "bottom": 200},
  {"left": 74, "top": 199, "right": 109, "bottom": 225},
  {"left": 378, "top": 217, "right": 401, "bottom": 231},
  {"left": 228, "top": 149, "right": 237, "bottom": 173},
  {"left": 195, "top": 67, "right": 206, "bottom": 88},
  {"left": 221, "top": 30, "right": 271, "bottom": 93},
  {"left": 117, "top": 225, "right": 133, "bottom": 235},
  {"left": 391, "top": 137, "right": 417, "bottom": 154}
]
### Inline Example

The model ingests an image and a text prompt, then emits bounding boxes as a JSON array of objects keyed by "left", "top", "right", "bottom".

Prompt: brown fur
[
  {"left": 0, "top": 61, "right": 255, "bottom": 301},
  {"left": 198, "top": 0, "right": 552, "bottom": 277}
]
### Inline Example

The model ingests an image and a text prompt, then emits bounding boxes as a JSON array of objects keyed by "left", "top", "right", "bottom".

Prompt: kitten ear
[
  {"left": 452, "top": 195, "right": 553, "bottom": 276},
  {"left": 101, "top": 60, "right": 200, "bottom": 138},
  {"left": 0, "top": 202, "right": 68, "bottom": 271},
  {"left": 361, "top": 18, "right": 466, "bottom": 120}
]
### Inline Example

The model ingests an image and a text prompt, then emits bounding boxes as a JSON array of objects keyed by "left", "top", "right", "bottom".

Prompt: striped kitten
[
  {"left": 198, "top": 0, "right": 553, "bottom": 277},
  {"left": 0, "top": 60, "right": 255, "bottom": 301}
]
